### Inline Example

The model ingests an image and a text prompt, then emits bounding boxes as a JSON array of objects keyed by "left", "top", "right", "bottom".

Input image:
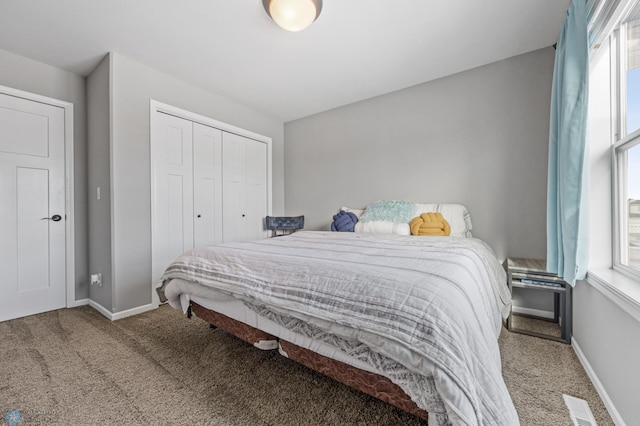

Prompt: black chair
[{"left": 265, "top": 216, "right": 304, "bottom": 237}]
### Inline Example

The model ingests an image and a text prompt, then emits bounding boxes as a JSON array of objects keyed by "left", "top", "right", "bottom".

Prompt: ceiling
[{"left": 0, "top": 1, "right": 570, "bottom": 122}]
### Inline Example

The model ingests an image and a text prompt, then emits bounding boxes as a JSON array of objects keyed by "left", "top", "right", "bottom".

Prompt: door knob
[{"left": 41, "top": 214, "right": 62, "bottom": 222}]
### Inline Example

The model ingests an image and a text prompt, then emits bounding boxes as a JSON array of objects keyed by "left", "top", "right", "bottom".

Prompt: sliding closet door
[
  {"left": 193, "top": 123, "right": 223, "bottom": 247},
  {"left": 152, "top": 112, "right": 194, "bottom": 283}
]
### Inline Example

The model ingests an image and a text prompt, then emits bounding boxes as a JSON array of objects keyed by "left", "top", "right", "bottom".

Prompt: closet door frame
[{"left": 150, "top": 100, "right": 272, "bottom": 307}]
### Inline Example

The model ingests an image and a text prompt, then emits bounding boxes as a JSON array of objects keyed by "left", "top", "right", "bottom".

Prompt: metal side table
[{"left": 505, "top": 258, "right": 572, "bottom": 344}]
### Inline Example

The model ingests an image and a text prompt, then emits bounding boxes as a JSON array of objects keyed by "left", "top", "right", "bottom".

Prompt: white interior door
[{"left": 0, "top": 93, "right": 66, "bottom": 322}]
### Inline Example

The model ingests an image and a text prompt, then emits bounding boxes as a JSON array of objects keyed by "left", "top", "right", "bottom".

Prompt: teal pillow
[{"left": 360, "top": 200, "right": 417, "bottom": 223}]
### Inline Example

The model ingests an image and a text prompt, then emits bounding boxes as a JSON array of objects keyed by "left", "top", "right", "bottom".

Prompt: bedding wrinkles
[{"left": 160, "top": 231, "right": 517, "bottom": 425}]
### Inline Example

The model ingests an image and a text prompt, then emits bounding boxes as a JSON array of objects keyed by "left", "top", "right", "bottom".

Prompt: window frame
[{"left": 612, "top": 19, "right": 640, "bottom": 280}]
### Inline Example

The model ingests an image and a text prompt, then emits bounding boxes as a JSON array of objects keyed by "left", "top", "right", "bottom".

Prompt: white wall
[
  {"left": 0, "top": 48, "right": 88, "bottom": 301},
  {"left": 285, "top": 47, "right": 555, "bottom": 262},
  {"left": 89, "top": 52, "right": 285, "bottom": 313}
]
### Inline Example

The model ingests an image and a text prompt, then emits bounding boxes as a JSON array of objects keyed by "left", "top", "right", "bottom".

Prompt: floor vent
[{"left": 563, "top": 394, "right": 597, "bottom": 426}]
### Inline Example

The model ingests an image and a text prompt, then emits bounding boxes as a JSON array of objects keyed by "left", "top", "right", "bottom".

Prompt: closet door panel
[
  {"left": 167, "top": 175, "right": 189, "bottom": 257},
  {"left": 222, "top": 133, "right": 247, "bottom": 243},
  {"left": 193, "top": 123, "right": 222, "bottom": 247},
  {"left": 153, "top": 113, "right": 193, "bottom": 281},
  {"left": 245, "top": 139, "right": 268, "bottom": 241}
]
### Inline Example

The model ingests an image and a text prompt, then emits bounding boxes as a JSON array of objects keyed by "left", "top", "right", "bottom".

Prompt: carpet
[{"left": 0, "top": 305, "right": 614, "bottom": 425}]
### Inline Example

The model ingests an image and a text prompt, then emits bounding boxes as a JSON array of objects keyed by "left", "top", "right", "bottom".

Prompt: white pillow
[
  {"left": 354, "top": 221, "right": 411, "bottom": 235},
  {"left": 340, "top": 206, "right": 365, "bottom": 219},
  {"left": 414, "top": 203, "right": 473, "bottom": 238}
]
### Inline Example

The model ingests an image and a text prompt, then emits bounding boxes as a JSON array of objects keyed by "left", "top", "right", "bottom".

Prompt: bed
[{"left": 159, "top": 226, "right": 518, "bottom": 426}]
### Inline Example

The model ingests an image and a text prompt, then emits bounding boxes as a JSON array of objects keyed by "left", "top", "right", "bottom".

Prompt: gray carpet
[{"left": 0, "top": 305, "right": 613, "bottom": 425}]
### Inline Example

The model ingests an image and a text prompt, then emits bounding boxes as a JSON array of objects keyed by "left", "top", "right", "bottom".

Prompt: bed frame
[{"left": 190, "top": 302, "right": 429, "bottom": 422}]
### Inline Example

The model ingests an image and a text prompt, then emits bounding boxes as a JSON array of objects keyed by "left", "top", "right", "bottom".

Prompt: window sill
[{"left": 586, "top": 268, "right": 640, "bottom": 323}]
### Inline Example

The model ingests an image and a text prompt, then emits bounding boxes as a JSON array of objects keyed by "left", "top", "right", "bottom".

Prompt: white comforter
[{"left": 160, "top": 231, "right": 517, "bottom": 425}]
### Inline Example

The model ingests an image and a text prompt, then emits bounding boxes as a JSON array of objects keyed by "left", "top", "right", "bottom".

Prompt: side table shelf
[{"left": 505, "top": 258, "right": 572, "bottom": 344}]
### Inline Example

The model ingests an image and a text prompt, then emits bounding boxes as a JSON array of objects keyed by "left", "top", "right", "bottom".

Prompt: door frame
[
  {"left": 149, "top": 100, "right": 272, "bottom": 307},
  {"left": 0, "top": 85, "right": 76, "bottom": 308}
]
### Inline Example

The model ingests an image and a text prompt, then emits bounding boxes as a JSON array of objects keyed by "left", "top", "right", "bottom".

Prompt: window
[{"left": 614, "top": 1, "right": 640, "bottom": 275}]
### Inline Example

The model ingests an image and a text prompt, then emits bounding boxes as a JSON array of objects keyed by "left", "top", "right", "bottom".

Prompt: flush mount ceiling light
[{"left": 263, "top": 0, "right": 323, "bottom": 32}]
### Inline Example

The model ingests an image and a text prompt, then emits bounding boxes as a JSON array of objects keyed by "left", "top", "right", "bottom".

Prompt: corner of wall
[{"left": 86, "top": 53, "right": 114, "bottom": 311}]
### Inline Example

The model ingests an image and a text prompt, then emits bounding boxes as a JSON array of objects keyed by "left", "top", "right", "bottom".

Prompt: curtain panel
[{"left": 547, "top": 0, "right": 590, "bottom": 285}]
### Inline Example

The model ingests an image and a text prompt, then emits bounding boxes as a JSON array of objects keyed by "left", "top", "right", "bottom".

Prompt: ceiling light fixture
[{"left": 263, "top": 0, "right": 323, "bottom": 32}]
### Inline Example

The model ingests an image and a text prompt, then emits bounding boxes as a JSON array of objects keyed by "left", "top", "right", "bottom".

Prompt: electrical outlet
[{"left": 90, "top": 273, "right": 102, "bottom": 286}]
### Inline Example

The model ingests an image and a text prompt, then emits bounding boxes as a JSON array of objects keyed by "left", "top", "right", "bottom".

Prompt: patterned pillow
[{"left": 360, "top": 200, "right": 417, "bottom": 223}]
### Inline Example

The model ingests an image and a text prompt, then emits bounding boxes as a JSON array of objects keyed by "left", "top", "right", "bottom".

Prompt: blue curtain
[{"left": 547, "top": 0, "right": 589, "bottom": 286}]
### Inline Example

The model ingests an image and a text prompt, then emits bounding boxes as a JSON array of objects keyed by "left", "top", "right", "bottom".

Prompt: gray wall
[
  {"left": 105, "top": 52, "right": 285, "bottom": 313},
  {"left": 285, "top": 47, "right": 554, "bottom": 262},
  {"left": 86, "top": 54, "right": 113, "bottom": 309},
  {"left": 0, "top": 48, "right": 89, "bottom": 301},
  {"left": 574, "top": 281, "right": 640, "bottom": 423},
  {"left": 571, "top": 39, "right": 640, "bottom": 424}
]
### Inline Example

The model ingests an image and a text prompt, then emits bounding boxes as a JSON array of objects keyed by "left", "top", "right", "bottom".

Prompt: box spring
[{"left": 190, "top": 302, "right": 428, "bottom": 422}]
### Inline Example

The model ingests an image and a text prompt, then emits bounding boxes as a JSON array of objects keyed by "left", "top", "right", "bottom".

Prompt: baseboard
[
  {"left": 572, "top": 337, "right": 626, "bottom": 426},
  {"left": 88, "top": 299, "right": 113, "bottom": 319},
  {"left": 511, "top": 306, "right": 555, "bottom": 319},
  {"left": 68, "top": 298, "right": 89, "bottom": 308},
  {"left": 88, "top": 300, "right": 155, "bottom": 321},
  {"left": 111, "top": 303, "right": 155, "bottom": 321}
]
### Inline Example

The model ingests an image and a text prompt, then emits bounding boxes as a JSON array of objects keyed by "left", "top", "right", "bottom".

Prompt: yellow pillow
[{"left": 410, "top": 212, "right": 451, "bottom": 236}]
